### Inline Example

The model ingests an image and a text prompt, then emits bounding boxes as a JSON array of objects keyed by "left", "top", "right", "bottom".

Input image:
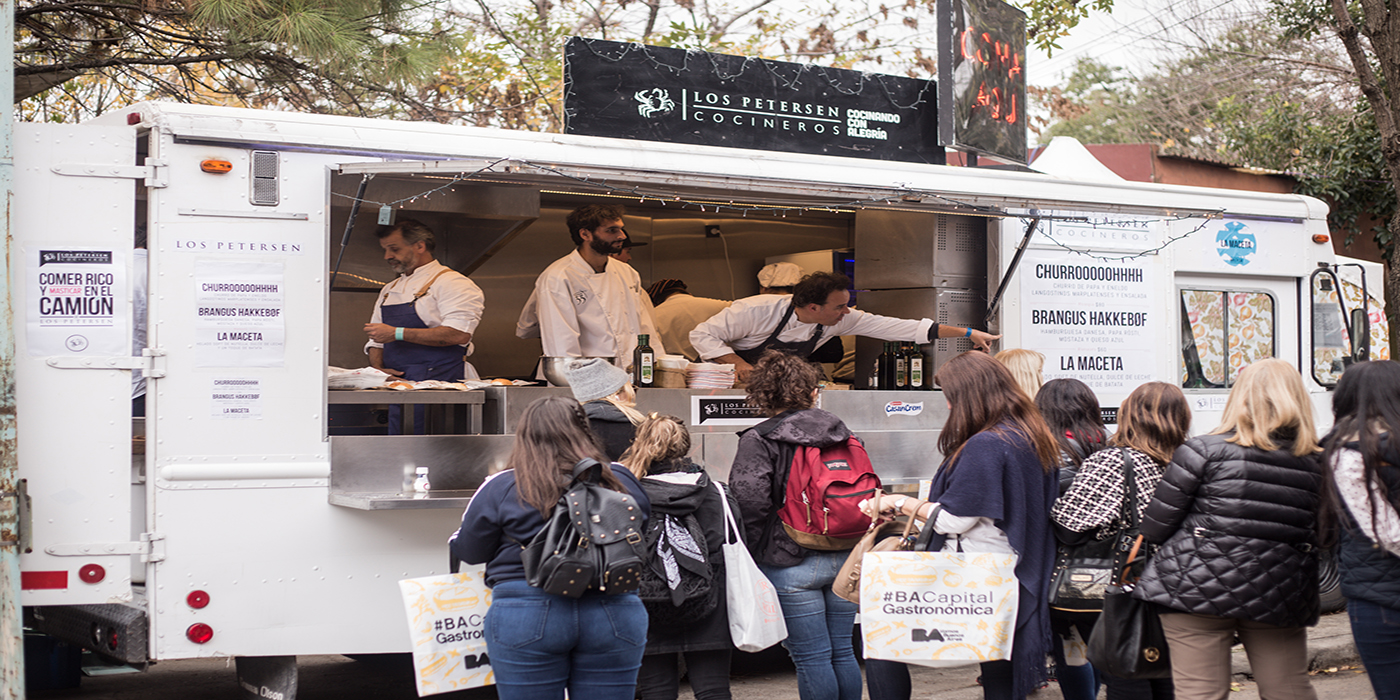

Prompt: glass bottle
[{"left": 634, "top": 334, "right": 655, "bottom": 388}]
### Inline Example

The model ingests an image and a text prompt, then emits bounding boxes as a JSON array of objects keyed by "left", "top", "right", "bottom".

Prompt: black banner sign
[
  {"left": 564, "top": 38, "right": 943, "bottom": 165},
  {"left": 937, "top": 0, "right": 1028, "bottom": 163},
  {"left": 693, "top": 397, "right": 765, "bottom": 425},
  {"left": 40, "top": 250, "right": 112, "bottom": 266}
]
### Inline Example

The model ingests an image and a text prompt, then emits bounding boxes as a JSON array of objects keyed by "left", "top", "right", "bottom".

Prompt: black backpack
[
  {"left": 636, "top": 508, "right": 719, "bottom": 625},
  {"left": 520, "top": 459, "right": 647, "bottom": 598}
]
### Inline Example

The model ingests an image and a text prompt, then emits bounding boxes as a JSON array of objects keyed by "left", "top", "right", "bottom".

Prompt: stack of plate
[{"left": 686, "top": 363, "right": 737, "bottom": 389}]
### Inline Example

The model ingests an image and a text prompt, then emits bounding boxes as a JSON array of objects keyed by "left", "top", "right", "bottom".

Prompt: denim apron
[{"left": 380, "top": 270, "right": 465, "bottom": 433}]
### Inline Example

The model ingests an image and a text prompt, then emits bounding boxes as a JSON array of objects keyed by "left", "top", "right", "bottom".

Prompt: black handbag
[
  {"left": 520, "top": 458, "right": 647, "bottom": 598},
  {"left": 1049, "top": 448, "right": 1136, "bottom": 612},
  {"left": 1085, "top": 535, "right": 1172, "bottom": 679}
]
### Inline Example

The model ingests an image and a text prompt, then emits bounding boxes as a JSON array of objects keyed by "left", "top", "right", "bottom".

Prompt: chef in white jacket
[
  {"left": 530, "top": 204, "right": 664, "bottom": 368},
  {"left": 691, "top": 271, "right": 998, "bottom": 382}
]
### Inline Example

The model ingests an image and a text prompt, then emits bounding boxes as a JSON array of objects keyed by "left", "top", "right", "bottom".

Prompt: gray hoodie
[{"left": 729, "top": 408, "right": 852, "bottom": 566}]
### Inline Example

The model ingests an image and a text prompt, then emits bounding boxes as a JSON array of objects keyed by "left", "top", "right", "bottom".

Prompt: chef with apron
[
  {"left": 531, "top": 204, "right": 664, "bottom": 369},
  {"left": 690, "top": 271, "right": 998, "bottom": 383},
  {"left": 364, "top": 219, "right": 485, "bottom": 434}
]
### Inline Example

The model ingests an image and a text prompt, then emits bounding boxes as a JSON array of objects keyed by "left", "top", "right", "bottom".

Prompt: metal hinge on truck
[
  {"left": 45, "top": 349, "right": 167, "bottom": 378},
  {"left": 45, "top": 532, "right": 165, "bottom": 564},
  {"left": 50, "top": 157, "right": 168, "bottom": 188}
]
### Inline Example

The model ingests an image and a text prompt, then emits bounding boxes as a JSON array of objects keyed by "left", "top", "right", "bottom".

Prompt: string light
[{"left": 332, "top": 155, "right": 1226, "bottom": 261}]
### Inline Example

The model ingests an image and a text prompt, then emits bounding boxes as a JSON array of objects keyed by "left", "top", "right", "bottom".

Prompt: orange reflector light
[
  {"left": 1313, "top": 234, "right": 1330, "bottom": 244},
  {"left": 187, "top": 590, "right": 210, "bottom": 609},
  {"left": 187, "top": 623, "right": 214, "bottom": 644},
  {"left": 201, "top": 159, "right": 233, "bottom": 174}
]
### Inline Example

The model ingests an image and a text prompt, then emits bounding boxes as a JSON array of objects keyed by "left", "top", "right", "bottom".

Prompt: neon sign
[
  {"left": 959, "top": 26, "right": 1022, "bottom": 124},
  {"left": 937, "top": 0, "right": 1027, "bottom": 162}
]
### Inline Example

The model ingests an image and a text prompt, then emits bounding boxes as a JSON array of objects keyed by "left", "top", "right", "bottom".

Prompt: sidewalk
[{"left": 719, "top": 611, "right": 1360, "bottom": 700}]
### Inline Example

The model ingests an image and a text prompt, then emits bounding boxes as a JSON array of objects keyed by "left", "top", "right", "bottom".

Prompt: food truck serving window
[{"left": 1180, "top": 289, "right": 1276, "bottom": 388}]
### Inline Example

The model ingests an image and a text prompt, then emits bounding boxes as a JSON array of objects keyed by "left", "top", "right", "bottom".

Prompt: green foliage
[
  {"left": 1014, "top": 0, "right": 1115, "bottom": 54},
  {"left": 17, "top": 0, "right": 459, "bottom": 121}
]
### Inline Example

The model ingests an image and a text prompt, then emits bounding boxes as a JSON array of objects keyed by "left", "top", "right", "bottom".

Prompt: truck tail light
[
  {"left": 186, "top": 623, "right": 214, "bottom": 644},
  {"left": 187, "top": 590, "right": 210, "bottom": 609}
]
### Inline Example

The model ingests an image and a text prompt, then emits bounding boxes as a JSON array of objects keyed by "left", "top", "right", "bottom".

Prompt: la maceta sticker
[{"left": 1215, "top": 221, "right": 1257, "bottom": 267}]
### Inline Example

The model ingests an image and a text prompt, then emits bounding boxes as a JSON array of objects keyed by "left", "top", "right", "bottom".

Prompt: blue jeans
[
  {"left": 1348, "top": 598, "right": 1400, "bottom": 700},
  {"left": 760, "top": 551, "right": 862, "bottom": 700},
  {"left": 484, "top": 580, "right": 648, "bottom": 700}
]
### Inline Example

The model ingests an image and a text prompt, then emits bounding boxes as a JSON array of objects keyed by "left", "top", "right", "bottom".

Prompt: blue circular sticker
[{"left": 1215, "top": 221, "right": 1257, "bottom": 266}]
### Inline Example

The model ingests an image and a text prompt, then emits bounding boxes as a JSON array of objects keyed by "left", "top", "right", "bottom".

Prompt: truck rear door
[{"left": 12, "top": 123, "right": 141, "bottom": 604}]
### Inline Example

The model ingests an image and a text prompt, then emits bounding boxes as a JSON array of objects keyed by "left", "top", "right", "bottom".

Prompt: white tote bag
[
  {"left": 860, "top": 550, "right": 1019, "bottom": 667},
  {"left": 716, "top": 482, "right": 788, "bottom": 652},
  {"left": 399, "top": 567, "right": 495, "bottom": 696}
]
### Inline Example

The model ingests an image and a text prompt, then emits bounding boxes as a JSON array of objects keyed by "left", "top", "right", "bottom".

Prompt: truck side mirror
[{"left": 1351, "top": 307, "right": 1370, "bottom": 362}]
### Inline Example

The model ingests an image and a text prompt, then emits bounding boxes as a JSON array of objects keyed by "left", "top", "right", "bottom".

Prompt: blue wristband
[
  {"left": 964, "top": 327, "right": 972, "bottom": 338},
  {"left": 394, "top": 327, "right": 405, "bottom": 342}
]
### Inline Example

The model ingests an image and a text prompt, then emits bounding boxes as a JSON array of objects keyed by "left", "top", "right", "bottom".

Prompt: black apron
[{"left": 733, "top": 303, "right": 828, "bottom": 364}]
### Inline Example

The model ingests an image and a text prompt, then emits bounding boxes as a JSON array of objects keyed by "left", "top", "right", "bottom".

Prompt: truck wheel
[{"left": 1318, "top": 549, "right": 1347, "bottom": 614}]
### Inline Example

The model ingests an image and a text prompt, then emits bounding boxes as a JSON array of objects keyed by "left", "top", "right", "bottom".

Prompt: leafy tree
[
  {"left": 17, "top": 0, "right": 462, "bottom": 122},
  {"left": 19, "top": 0, "right": 965, "bottom": 130},
  {"left": 1023, "top": 0, "right": 1400, "bottom": 353}
]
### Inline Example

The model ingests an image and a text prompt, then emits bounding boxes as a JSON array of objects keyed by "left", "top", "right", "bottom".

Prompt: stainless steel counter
[
  {"left": 483, "top": 386, "right": 949, "bottom": 484},
  {"left": 328, "top": 385, "right": 949, "bottom": 511},
  {"left": 328, "top": 389, "right": 485, "bottom": 434}
]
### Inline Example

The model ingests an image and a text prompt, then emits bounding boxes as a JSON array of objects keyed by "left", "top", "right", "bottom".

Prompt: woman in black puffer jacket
[{"left": 1135, "top": 358, "right": 1323, "bottom": 700}]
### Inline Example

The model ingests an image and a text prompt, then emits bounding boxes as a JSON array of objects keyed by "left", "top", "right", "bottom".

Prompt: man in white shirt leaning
[{"left": 690, "top": 271, "right": 997, "bottom": 383}]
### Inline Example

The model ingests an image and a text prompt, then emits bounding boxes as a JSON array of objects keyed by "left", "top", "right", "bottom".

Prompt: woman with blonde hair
[
  {"left": 621, "top": 415, "right": 738, "bottom": 700},
  {"left": 996, "top": 348, "right": 1045, "bottom": 399},
  {"left": 1135, "top": 358, "right": 1323, "bottom": 700}
]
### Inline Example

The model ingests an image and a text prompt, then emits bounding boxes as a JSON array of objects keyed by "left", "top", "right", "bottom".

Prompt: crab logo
[
  {"left": 634, "top": 88, "right": 676, "bottom": 118},
  {"left": 1215, "top": 221, "right": 1257, "bottom": 267}
]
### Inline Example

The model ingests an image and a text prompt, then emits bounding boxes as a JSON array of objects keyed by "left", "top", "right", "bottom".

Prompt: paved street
[{"left": 27, "top": 612, "right": 1381, "bottom": 700}]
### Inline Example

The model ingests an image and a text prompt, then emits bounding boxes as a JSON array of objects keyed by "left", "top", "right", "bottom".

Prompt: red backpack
[{"left": 777, "top": 436, "right": 881, "bottom": 550}]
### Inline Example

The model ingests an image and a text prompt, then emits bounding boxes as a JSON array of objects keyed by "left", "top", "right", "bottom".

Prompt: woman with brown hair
[
  {"left": 1051, "top": 381, "right": 1192, "bottom": 700},
  {"left": 621, "top": 415, "right": 738, "bottom": 700},
  {"left": 865, "top": 350, "right": 1061, "bottom": 700},
  {"left": 728, "top": 351, "right": 863, "bottom": 700},
  {"left": 1136, "top": 358, "right": 1323, "bottom": 700},
  {"left": 449, "top": 396, "right": 652, "bottom": 700}
]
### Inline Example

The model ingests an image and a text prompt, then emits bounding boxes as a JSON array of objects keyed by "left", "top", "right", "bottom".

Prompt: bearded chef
[
  {"left": 529, "top": 204, "right": 664, "bottom": 367},
  {"left": 363, "top": 218, "right": 484, "bottom": 432},
  {"left": 690, "top": 271, "right": 998, "bottom": 383}
]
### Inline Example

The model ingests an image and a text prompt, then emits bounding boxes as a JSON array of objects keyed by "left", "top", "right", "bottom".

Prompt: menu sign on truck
[
  {"left": 193, "top": 260, "right": 286, "bottom": 368},
  {"left": 563, "top": 38, "right": 943, "bottom": 165},
  {"left": 1021, "top": 250, "right": 1159, "bottom": 393}
]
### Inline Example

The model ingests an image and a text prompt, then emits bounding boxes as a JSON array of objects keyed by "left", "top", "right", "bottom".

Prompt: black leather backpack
[{"left": 520, "top": 458, "right": 647, "bottom": 598}]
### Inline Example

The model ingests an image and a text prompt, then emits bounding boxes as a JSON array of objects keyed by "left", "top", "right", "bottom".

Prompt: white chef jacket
[
  {"left": 534, "top": 251, "right": 665, "bottom": 366},
  {"left": 690, "top": 293, "right": 933, "bottom": 360},
  {"left": 364, "top": 261, "right": 485, "bottom": 375},
  {"left": 653, "top": 293, "right": 731, "bottom": 361}
]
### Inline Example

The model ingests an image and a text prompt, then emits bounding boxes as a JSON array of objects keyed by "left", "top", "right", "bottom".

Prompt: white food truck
[{"left": 10, "top": 102, "right": 1380, "bottom": 696}]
